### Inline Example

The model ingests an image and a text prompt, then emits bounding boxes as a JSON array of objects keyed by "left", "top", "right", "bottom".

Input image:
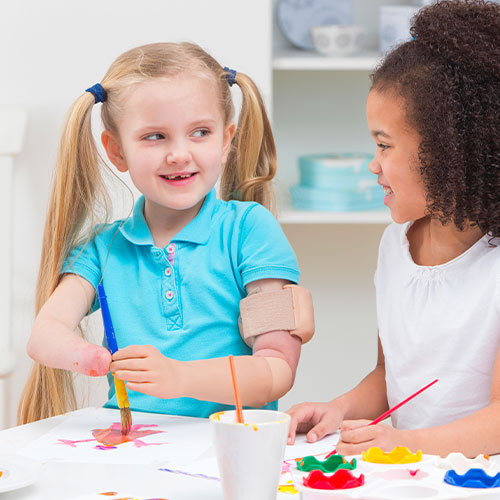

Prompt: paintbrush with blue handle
[{"left": 97, "top": 283, "right": 132, "bottom": 435}]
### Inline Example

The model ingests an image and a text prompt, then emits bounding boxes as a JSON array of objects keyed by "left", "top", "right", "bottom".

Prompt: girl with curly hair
[{"left": 287, "top": 0, "right": 500, "bottom": 457}]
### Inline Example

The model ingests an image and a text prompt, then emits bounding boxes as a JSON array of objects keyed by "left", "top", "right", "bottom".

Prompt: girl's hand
[
  {"left": 336, "top": 419, "right": 404, "bottom": 455},
  {"left": 287, "top": 401, "right": 344, "bottom": 445},
  {"left": 110, "top": 344, "right": 184, "bottom": 399},
  {"left": 72, "top": 343, "right": 111, "bottom": 377}
]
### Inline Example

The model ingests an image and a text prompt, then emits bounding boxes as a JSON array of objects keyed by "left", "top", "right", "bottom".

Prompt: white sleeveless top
[{"left": 375, "top": 222, "right": 500, "bottom": 430}]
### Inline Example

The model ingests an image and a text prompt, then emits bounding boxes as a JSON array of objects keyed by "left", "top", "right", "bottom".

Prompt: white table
[{"left": 0, "top": 407, "right": 334, "bottom": 499}]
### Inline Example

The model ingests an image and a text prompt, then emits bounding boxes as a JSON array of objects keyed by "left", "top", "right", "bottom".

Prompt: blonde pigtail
[
  {"left": 17, "top": 91, "right": 110, "bottom": 424},
  {"left": 221, "top": 73, "right": 277, "bottom": 213}
]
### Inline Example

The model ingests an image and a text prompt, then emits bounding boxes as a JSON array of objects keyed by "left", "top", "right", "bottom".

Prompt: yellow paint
[
  {"left": 278, "top": 481, "right": 298, "bottom": 495},
  {"left": 362, "top": 446, "right": 423, "bottom": 464},
  {"left": 113, "top": 376, "right": 130, "bottom": 409},
  {"left": 252, "top": 424, "right": 258, "bottom": 432},
  {"left": 209, "top": 412, "right": 223, "bottom": 422}
]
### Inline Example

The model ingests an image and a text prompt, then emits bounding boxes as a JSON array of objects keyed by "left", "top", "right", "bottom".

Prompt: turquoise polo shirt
[{"left": 63, "top": 189, "right": 300, "bottom": 418}]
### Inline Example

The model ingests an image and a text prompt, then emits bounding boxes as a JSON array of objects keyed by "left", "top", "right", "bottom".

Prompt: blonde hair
[{"left": 17, "top": 42, "right": 278, "bottom": 424}]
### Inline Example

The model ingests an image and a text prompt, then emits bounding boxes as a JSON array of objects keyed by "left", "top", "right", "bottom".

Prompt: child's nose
[
  {"left": 166, "top": 141, "right": 191, "bottom": 166},
  {"left": 368, "top": 155, "right": 381, "bottom": 175}
]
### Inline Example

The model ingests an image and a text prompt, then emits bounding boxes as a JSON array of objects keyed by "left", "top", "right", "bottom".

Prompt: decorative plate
[{"left": 277, "top": 0, "right": 352, "bottom": 50}]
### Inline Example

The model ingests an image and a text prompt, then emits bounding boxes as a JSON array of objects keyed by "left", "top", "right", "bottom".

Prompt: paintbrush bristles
[{"left": 120, "top": 407, "right": 132, "bottom": 435}]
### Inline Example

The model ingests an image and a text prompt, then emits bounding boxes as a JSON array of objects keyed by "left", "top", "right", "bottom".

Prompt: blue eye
[
  {"left": 144, "top": 133, "right": 164, "bottom": 141},
  {"left": 193, "top": 129, "right": 209, "bottom": 138}
]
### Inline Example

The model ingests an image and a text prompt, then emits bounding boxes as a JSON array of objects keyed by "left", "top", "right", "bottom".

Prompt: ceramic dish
[
  {"left": 310, "top": 24, "right": 365, "bottom": 56},
  {"left": 290, "top": 453, "right": 500, "bottom": 499},
  {"left": 0, "top": 454, "right": 43, "bottom": 493},
  {"left": 277, "top": 0, "right": 352, "bottom": 50}
]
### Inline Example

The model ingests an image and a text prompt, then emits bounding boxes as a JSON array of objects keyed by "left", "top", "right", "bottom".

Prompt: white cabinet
[{"left": 268, "top": 0, "right": 412, "bottom": 408}]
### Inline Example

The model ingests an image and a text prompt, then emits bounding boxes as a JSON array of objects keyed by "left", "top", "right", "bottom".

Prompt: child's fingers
[
  {"left": 340, "top": 419, "right": 372, "bottom": 431},
  {"left": 306, "top": 413, "right": 339, "bottom": 443},
  {"left": 340, "top": 422, "right": 377, "bottom": 444},
  {"left": 112, "top": 344, "right": 156, "bottom": 360},
  {"left": 286, "top": 404, "right": 320, "bottom": 444},
  {"left": 114, "top": 369, "right": 150, "bottom": 383},
  {"left": 110, "top": 358, "right": 148, "bottom": 372},
  {"left": 124, "top": 381, "right": 154, "bottom": 395},
  {"left": 336, "top": 439, "right": 375, "bottom": 457}
]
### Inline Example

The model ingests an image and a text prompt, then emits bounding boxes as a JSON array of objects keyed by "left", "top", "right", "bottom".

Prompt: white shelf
[
  {"left": 273, "top": 48, "right": 382, "bottom": 71},
  {"left": 278, "top": 208, "right": 391, "bottom": 224}
]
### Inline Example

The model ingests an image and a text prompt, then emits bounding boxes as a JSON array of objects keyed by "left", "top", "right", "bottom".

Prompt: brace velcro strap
[{"left": 239, "top": 285, "right": 314, "bottom": 347}]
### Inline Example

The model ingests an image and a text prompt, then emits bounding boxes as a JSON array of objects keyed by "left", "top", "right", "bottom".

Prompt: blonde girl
[{"left": 19, "top": 42, "right": 310, "bottom": 424}]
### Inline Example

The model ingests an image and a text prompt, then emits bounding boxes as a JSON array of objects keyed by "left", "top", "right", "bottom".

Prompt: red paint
[
  {"left": 303, "top": 469, "right": 365, "bottom": 490},
  {"left": 409, "top": 469, "right": 419, "bottom": 476},
  {"left": 92, "top": 423, "right": 164, "bottom": 446}
]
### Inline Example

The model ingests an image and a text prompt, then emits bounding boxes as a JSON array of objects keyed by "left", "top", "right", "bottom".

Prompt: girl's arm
[
  {"left": 110, "top": 278, "right": 303, "bottom": 406},
  {"left": 287, "top": 337, "right": 388, "bottom": 444},
  {"left": 338, "top": 341, "right": 500, "bottom": 457},
  {"left": 27, "top": 273, "right": 111, "bottom": 376}
]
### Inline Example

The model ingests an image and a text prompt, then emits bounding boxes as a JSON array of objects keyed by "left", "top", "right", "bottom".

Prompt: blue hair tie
[
  {"left": 223, "top": 66, "right": 237, "bottom": 87},
  {"left": 85, "top": 83, "right": 107, "bottom": 104}
]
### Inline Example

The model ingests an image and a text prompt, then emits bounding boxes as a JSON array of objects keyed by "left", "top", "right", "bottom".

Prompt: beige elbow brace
[{"left": 239, "top": 285, "right": 315, "bottom": 347}]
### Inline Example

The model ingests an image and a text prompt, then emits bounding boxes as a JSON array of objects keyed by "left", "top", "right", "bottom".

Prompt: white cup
[{"left": 210, "top": 409, "right": 291, "bottom": 500}]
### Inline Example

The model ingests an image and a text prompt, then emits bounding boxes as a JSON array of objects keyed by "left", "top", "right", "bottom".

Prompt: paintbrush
[
  {"left": 369, "top": 378, "right": 439, "bottom": 426},
  {"left": 97, "top": 283, "right": 132, "bottom": 435},
  {"left": 325, "top": 378, "right": 439, "bottom": 458},
  {"left": 228, "top": 355, "right": 244, "bottom": 423}
]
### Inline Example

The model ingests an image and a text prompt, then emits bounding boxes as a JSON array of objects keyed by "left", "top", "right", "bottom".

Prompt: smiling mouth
[
  {"left": 382, "top": 185, "right": 394, "bottom": 195},
  {"left": 161, "top": 173, "right": 196, "bottom": 180}
]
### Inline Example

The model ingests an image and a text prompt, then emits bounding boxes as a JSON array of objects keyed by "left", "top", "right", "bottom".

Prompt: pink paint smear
[{"left": 56, "top": 423, "right": 166, "bottom": 450}]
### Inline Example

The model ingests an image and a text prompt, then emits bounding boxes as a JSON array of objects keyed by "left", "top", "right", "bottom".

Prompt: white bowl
[{"left": 310, "top": 25, "right": 365, "bottom": 56}]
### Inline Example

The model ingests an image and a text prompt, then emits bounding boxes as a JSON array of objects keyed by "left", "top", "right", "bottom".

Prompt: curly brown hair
[{"left": 371, "top": 0, "right": 500, "bottom": 238}]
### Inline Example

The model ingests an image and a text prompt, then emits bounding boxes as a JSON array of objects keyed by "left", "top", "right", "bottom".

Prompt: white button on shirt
[{"left": 165, "top": 268, "right": 172, "bottom": 276}]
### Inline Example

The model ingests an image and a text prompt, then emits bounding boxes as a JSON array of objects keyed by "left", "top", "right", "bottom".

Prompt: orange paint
[
  {"left": 98, "top": 494, "right": 118, "bottom": 497},
  {"left": 89, "top": 369, "right": 98, "bottom": 376},
  {"left": 92, "top": 423, "right": 163, "bottom": 446},
  {"left": 0, "top": 471, "right": 3, "bottom": 478}
]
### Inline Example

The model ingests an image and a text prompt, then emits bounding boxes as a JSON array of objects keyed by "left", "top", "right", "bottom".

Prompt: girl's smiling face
[
  {"left": 102, "top": 74, "right": 235, "bottom": 221},
  {"left": 366, "top": 88, "right": 427, "bottom": 224}
]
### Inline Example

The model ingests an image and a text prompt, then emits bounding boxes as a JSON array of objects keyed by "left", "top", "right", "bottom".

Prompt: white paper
[{"left": 18, "top": 408, "right": 213, "bottom": 466}]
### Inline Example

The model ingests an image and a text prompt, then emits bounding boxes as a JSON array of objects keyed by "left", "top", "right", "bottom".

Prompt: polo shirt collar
[
  {"left": 119, "top": 189, "right": 216, "bottom": 246},
  {"left": 174, "top": 188, "right": 215, "bottom": 245}
]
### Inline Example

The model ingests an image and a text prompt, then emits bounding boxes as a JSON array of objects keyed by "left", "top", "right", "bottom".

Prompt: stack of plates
[{"left": 290, "top": 154, "right": 385, "bottom": 211}]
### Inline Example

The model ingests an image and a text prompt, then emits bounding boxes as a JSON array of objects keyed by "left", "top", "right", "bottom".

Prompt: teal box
[
  {"left": 291, "top": 153, "right": 385, "bottom": 211},
  {"left": 290, "top": 184, "right": 385, "bottom": 211},
  {"left": 298, "top": 153, "right": 374, "bottom": 189}
]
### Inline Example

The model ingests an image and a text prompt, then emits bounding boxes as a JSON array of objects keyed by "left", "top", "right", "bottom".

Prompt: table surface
[{"left": 0, "top": 407, "right": 322, "bottom": 500}]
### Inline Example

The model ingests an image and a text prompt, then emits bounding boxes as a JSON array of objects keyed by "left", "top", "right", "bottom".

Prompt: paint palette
[
  {"left": 290, "top": 451, "right": 500, "bottom": 499},
  {"left": 0, "top": 454, "right": 43, "bottom": 492}
]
